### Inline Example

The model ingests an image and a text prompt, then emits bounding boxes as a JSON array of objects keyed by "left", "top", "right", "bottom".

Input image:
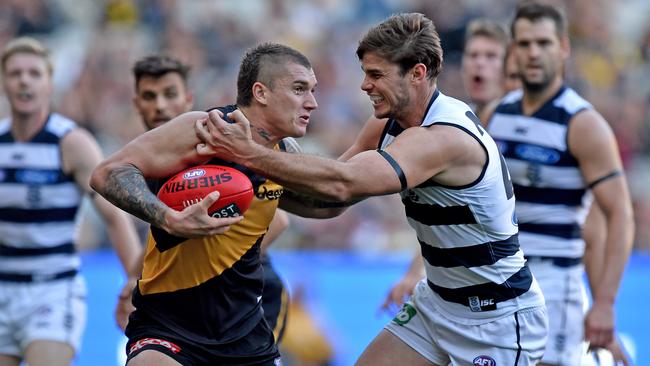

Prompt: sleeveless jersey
[
  {"left": 0, "top": 114, "right": 82, "bottom": 277},
  {"left": 133, "top": 105, "right": 285, "bottom": 344},
  {"left": 487, "top": 86, "right": 592, "bottom": 258},
  {"left": 379, "top": 90, "right": 543, "bottom": 322}
]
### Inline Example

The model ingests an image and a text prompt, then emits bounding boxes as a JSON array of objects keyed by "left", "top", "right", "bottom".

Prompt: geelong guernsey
[
  {"left": 0, "top": 114, "right": 82, "bottom": 277},
  {"left": 379, "top": 90, "right": 543, "bottom": 322},
  {"left": 488, "top": 86, "right": 592, "bottom": 259}
]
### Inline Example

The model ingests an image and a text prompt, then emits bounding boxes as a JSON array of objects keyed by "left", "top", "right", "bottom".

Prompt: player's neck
[
  {"left": 238, "top": 107, "right": 279, "bottom": 148},
  {"left": 521, "top": 77, "right": 563, "bottom": 116},
  {"left": 398, "top": 83, "right": 437, "bottom": 128},
  {"left": 10, "top": 108, "right": 49, "bottom": 142}
]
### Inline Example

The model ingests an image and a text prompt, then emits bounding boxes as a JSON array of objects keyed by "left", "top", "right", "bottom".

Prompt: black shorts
[
  {"left": 125, "top": 310, "right": 280, "bottom": 366},
  {"left": 261, "top": 256, "right": 288, "bottom": 343}
]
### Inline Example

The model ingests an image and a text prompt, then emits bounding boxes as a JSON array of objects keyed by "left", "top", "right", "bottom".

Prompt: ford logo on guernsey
[
  {"left": 515, "top": 144, "right": 560, "bottom": 164},
  {"left": 183, "top": 169, "right": 206, "bottom": 179},
  {"left": 473, "top": 355, "right": 496, "bottom": 366}
]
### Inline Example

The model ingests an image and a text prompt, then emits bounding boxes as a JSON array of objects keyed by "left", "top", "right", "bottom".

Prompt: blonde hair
[{"left": 1, "top": 37, "right": 53, "bottom": 75}]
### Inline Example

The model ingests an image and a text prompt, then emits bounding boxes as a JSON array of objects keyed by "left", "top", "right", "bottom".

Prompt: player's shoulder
[
  {"left": 553, "top": 87, "right": 592, "bottom": 114},
  {"left": 46, "top": 113, "right": 79, "bottom": 137}
]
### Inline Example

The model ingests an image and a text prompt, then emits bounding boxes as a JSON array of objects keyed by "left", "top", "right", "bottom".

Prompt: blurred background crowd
[{"left": 2, "top": 0, "right": 650, "bottom": 252}]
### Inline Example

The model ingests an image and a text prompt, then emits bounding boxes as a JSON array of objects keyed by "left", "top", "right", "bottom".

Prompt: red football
[{"left": 157, "top": 165, "right": 254, "bottom": 218}]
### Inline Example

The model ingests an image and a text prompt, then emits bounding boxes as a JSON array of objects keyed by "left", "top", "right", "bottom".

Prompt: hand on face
[{"left": 195, "top": 109, "right": 256, "bottom": 164}]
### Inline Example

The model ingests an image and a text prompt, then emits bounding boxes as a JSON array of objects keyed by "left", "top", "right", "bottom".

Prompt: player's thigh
[
  {"left": 128, "top": 349, "right": 183, "bottom": 366},
  {"left": 23, "top": 340, "right": 74, "bottom": 366},
  {"left": 356, "top": 329, "right": 438, "bottom": 366},
  {"left": 0, "top": 354, "right": 20, "bottom": 366}
]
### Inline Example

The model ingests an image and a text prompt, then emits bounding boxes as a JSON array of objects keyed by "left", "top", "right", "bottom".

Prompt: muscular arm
[
  {"left": 276, "top": 120, "right": 384, "bottom": 218},
  {"left": 91, "top": 111, "right": 242, "bottom": 237},
  {"left": 61, "top": 128, "right": 142, "bottom": 274},
  {"left": 569, "top": 109, "right": 634, "bottom": 347},
  {"left": 197, "top": 110, "right": 480, "bottom": 202}
]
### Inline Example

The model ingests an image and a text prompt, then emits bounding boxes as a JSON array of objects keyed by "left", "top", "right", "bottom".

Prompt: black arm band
[
  {"left": 588, "top": 170, "right": 623, "bottom": 189},
  {"left": 377, "top": 149, "right": 407, "bottom": 191}
]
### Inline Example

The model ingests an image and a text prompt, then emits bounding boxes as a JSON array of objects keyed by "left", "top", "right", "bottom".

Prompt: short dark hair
[
  {"left": 511, "top": 1, "right": 567, "bottom": 39},
  {"left": 132, "top": 55, "right": 190, "bottom": 90},
  {"left": 464, "top": 19, "right": 509, "bottom": 52},
  {"left": 237, "top": 43, "right": 312, "bottom": 107},
  {"left": 356, "top": 13, "right": 443, "bottom": 80}
]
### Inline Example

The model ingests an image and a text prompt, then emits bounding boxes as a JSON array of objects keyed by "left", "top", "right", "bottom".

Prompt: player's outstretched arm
[
  {"left": 195, "top": 109, "right": 470, "bottom": 202},
  {"left": 569, "top": 109, "right": 635, "bottom": 348},
  {"left": 91, "top": 111, "right": 242, "bottom": 237}
]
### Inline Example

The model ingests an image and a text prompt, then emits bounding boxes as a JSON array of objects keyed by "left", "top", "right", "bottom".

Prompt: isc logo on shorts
[
  {"left": 392, "top": 303, "right": 417, "bottom": 325},
  {"left": 129, "top": 337, "right": 182, "bottom": 354},
  {"left": 473, "top": 355, "right": 496, "bottom": 365},
  {"left": 468, "top": 296, "right": 496, "bottom": 312}
]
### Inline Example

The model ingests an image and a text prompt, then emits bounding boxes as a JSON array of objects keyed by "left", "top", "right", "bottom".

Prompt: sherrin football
[{"left": 157, "top": 165, "right": 254, "bottom": 218}]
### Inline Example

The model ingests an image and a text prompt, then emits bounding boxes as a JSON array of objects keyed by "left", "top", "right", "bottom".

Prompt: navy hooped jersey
[
  {"left": 134, "top": 105, "right": 285, "bottom": 344},
  {"left": 379, "top": 90, "right": 544, "bottom": 322},
  {"left": 488, "top": 86, "right": 593, "bottom": 258},
  {"left": 0, "top": 114, "right": 82, "bottom": 277}
]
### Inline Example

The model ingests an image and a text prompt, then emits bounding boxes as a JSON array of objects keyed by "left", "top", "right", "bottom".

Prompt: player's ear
[
  {"left": 411, "top": 63, "right": 427, "bottom": 83},
  {"left": 252, "top": 82, "right": 268, "bottom": 106}
]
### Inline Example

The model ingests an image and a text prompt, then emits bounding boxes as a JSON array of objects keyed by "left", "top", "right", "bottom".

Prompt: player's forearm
[
  {"left": 93, "top": 164, "right": 169, "bottom": 229},
  {"left": 593, "top": 210, "right": 634, "bottom": 304},
  {"left": 241, "top": 144, "right": 357, "bottom": 202}
]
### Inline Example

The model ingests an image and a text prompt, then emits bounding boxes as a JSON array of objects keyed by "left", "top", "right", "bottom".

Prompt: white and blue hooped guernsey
[
  {"left": 0, "top": 113, "right": 83, "bottom": 280},
  {"left": 379, "top": 89, "right": 544, "bottom": 322},
  {"left": 488, "top": 86, "right": 593, "bottom": 260}
]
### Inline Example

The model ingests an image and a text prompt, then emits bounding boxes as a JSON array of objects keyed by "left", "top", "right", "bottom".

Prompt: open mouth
[
  {"left": 16, "top": 91, "right": 34, "bottom": 102},
  {"left": 369, "top": 95, "right": 384, "bottom": 106}
]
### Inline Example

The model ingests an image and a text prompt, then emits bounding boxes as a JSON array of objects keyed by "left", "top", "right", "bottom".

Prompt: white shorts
[
  {"left": 527, "top": 258, "right": 586, "bottom": 365},
  {"left": 385, "top": 281, "right": 547, "bottom": 365},
  {"left": 0, "top": 275, "right": 87, "bottom": 357}
]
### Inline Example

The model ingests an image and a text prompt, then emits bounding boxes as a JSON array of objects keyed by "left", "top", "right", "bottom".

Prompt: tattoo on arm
[{"left": 103, "top": 164, "right": 167, "bottom": 227}]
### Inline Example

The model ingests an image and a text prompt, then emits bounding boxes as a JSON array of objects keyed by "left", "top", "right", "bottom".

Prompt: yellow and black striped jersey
[{"left": 133, "top": 105, "right": 285, "bottom": 344}]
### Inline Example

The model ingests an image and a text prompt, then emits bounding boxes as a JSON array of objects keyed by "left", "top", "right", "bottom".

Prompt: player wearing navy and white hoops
[
  {"left": 0, "top": 37, "right": 141, "bottom": 366},
  {"left": 487, "top": 3, "right": 634, "bottom": 365}
]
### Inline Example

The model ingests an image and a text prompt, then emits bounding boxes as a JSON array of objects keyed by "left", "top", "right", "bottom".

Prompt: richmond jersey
[
  {"left": 132, "top": 105, "right": 285, "bottom": 344},
  {"left": 0, "top": 114, "right": 82, "bottom": 278},
  {"left": 380, "top": 90, "right": 543, "bottom": 322},
  {"left": 488, "top": 86, "right": 593, "bottom": 258}
]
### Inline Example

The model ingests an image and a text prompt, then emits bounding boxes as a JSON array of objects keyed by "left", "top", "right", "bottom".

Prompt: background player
[
  {"left": 0, "top": 37, "right": 141, "bottom": 366},
  {"left": 487, "top": 2, "right": 634, "bottom": 365}
]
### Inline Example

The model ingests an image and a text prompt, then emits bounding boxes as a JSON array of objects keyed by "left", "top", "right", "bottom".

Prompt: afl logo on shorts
[
  {"left": 473, "top": 355, "right": 496, "bottom": 365},
  {"left": 183, "top": 169, "right": 206, "bottom": 179}
]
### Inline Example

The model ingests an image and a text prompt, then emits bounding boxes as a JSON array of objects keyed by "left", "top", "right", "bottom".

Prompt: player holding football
[
  {"left": 113, "top": 55, "right": 292, "bottom": 347},
  {"left": 91, "top": 44, "right": 334, "bottom": 365}
]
